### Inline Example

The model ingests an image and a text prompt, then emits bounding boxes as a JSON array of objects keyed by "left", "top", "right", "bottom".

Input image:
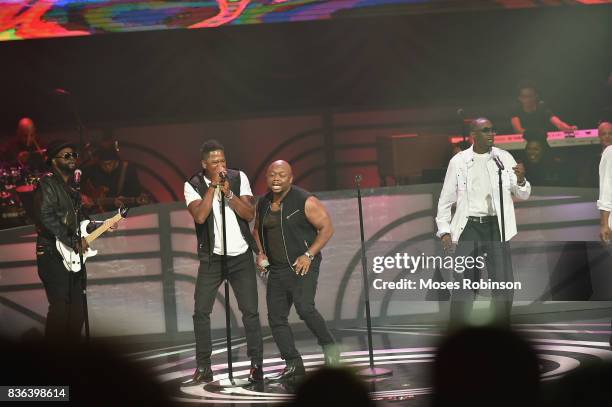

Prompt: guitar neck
[{"left": 85, "top": 213, "right": 123, "bottom": 244}]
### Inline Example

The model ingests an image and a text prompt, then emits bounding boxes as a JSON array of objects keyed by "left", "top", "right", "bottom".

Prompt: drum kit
[
  {"left": 0, "top": 139, "right": 136, "bottom": 229},
  {"left": 0, "top": 158, "right": 43, "bottom": 229}
]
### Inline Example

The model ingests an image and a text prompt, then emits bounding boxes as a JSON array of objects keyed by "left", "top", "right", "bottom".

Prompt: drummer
[
  {"left": 0, "top": 118, "right": 47, "bottom": 229},
  {"left": 0, "top": 117, "right": 47, "bottom": 171}
]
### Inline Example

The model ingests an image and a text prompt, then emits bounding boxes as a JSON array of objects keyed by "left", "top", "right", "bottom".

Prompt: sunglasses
[
  {"left": 479, "top": 127, "right": 497, "bottom": 134},
  {"left": 55, "top": 152, "right": 79, "bottom": 160}
]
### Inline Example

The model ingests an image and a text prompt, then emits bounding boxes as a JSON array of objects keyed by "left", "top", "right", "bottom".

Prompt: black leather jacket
[{"left": 33, "top": 171, "right": 79, "bottom": 248}]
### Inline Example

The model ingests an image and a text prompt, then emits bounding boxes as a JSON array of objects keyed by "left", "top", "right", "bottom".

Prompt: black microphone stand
[
  {"left": 72, "top": 172, "right": 90, "bottom": 342},
  {"left": 497, "top": 165, "right": 506, "bottom": 242},
  {"left": 211, "top": 178, "right": 249, "bottom": 388},
  {"left": 355, "top": 175, "right": 392, "bottom": 378},
  {"left": 60, "top": 88, "right": 90, "bottom": 342},
  {"left": 495, "top": 156, "right": 513, "bottom": 326}
]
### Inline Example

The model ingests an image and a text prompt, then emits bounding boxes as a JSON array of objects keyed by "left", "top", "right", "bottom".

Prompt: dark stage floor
[{"left": 125, "top": 308, "right": 612, "bottom": 406}]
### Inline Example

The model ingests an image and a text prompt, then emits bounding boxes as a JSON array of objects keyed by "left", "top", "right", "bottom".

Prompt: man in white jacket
[
  {"left": 597, "top": 121, "right": 612, "bottom": 245},
  {"left": 595, "top": 122, "right": 612, "bottom": 349},
  {"left": 436, "top": 117, "right": 531, "bottom": 328}
]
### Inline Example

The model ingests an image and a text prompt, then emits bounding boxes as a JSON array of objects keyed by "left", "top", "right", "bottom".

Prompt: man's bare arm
[
  {"left": 304, "top": 196, "right": 334, "bottom": 256},
  {"left": 188, "top": 186, "right": 216, "bottom": 224},
  {"left": 219, "top": 181, "right": 255, "bottom": 222}
]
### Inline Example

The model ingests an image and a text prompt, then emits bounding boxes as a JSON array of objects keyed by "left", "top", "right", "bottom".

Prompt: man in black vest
[
  {"left": 253, "top": 160, "right": 339, "bottom": 381},
  {"left": 183, "top": 140, "right": 263, "bottom": 385}
]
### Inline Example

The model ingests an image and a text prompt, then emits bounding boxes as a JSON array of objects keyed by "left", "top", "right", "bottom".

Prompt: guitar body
[
  {"left": 55, "top": 207, "right": 128, "bottom": 272},
  {"left": 56, "top": 220, "right": 98, "bottom": 272}
]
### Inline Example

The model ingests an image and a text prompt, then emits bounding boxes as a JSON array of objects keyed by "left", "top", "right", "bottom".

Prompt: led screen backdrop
[{"left": 0, "top": 0, "right": 608, "bottom": 41}]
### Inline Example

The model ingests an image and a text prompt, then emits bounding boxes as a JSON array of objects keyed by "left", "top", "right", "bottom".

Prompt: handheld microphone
[
  {"left": 258, "top": 257, "right": 270, "bottom": 271},
  {"left": 492, "top": 155, "right": 505, "bottom": 171},
  {"left": 219, "top": 170, "right": 227, "bottom": 181},
  {"left": 74, "top": 169, "right": 82, "bottom": 184}
]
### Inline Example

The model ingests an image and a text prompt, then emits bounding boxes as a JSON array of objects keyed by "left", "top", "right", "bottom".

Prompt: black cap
[{"left": 46, "top": 140, "right": 78, "bottom": 165}]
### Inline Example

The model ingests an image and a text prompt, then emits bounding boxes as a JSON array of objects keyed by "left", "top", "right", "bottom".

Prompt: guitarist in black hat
[{"left": 33, "top": 140, "right": 91, "bottom": 342}]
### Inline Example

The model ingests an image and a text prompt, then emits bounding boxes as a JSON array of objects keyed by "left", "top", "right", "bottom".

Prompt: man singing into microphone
[
  {"left": 183, "top": 140, "right": 264, "bottom": 385},
  {"left": 436, "top": 118, "right": 531, "bottom": 328},
  {"left": 33, "top": 140, "right": 89, "bottom": 341}
]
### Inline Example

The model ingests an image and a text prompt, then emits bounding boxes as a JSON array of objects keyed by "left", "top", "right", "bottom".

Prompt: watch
[{"left": 304, "top": 251, "right": 314, "bottom": 261}]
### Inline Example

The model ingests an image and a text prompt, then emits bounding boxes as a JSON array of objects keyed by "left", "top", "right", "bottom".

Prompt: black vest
[
  {"left": 188, "top": 169, "right": 257, "bottom": 260},
  {"left": 257, "top": 185, "right": 321, "bottom": 270}
]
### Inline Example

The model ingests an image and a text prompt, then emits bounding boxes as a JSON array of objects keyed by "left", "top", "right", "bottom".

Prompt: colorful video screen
[{"left": 0, "top": 0, "right": 608, "bottom": 42}]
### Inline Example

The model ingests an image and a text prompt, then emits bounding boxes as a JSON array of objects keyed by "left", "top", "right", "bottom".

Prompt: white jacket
[
  {"left": 597, "top": 145, "right": 612, "bottom": 228},
  {"left": 436, "top": 146, "right": 531, "bottom": 242}
]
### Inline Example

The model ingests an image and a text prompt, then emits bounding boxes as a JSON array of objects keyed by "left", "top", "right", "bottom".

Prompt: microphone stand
[
  {"left": 211, "top": 177, "right": 249, "bottom": 388},
  {"left": 497, "top": 165, "right": 506, "bottom": 243},
  {"left": 71, "top": 173, "right": 90, "bottom": 342},
  {"left": 495, "top": 156, "right": 511, "bottom": 326},
  {"left": 62, "top": 87, "right": 90, "bottom": 342},
  {"left": 355, "top": 175, "right": 392, "bottom": 378}
]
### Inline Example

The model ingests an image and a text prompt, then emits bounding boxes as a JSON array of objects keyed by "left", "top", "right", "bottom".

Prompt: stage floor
[{"left": 125, "top": 309, "right": 612, "bottom": 406}]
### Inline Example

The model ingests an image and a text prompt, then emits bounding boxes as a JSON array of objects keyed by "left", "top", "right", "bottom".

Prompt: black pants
[
  {"left": 193, "top": 252, "right": 263, "bottom": 367},
  {"left": 449, "top": 220, "right": 514, "bottom": 328},
  {"left": 266, "top": 264, "right": 335, "bottom": 361},
  {"left": 36, "top": 246, "right": 85, "bottom": 341}
]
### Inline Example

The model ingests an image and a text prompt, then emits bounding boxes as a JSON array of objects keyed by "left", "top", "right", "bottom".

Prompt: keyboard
[{"left": 450, "top": 129, "right": 600, "bottom": 151}]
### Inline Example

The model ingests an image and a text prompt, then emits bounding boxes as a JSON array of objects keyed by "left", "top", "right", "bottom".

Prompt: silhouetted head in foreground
[
  {"left": 0, "top": 338, "right": 173, "bottom": 407},
  {"left": 432, "top": 326, "right": 540, "bottom": 407},
  {"left": 291, "top": 367, "right": 373, "bottom": 407}
]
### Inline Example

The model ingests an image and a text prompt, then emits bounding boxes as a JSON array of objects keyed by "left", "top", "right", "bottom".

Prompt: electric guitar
[{"left": 56, "top": 207, "right": 129, "bottom": 272}]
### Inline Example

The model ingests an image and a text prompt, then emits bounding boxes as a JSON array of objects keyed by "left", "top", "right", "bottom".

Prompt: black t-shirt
[
  {"left": 262, "top": 209, "right": 290, "bottom": 267},
  {"left": 513, "top": 103, "right": 555, "bottom": 138}
]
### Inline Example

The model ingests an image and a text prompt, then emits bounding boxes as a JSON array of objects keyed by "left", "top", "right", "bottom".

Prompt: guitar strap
[{"left": 116, "top": 161, "right": 128, "bottom": 196}]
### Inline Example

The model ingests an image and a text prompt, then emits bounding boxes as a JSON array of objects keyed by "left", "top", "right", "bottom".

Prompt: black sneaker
[
  {"left": 268, "top": 358, "right": 305, "bottom": 381},
  {"left": 248, "top": 363, "right": 264, "bottom": 382},
  {"left": 182, "top": 366, "right": 213, "bottom": 386}
]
